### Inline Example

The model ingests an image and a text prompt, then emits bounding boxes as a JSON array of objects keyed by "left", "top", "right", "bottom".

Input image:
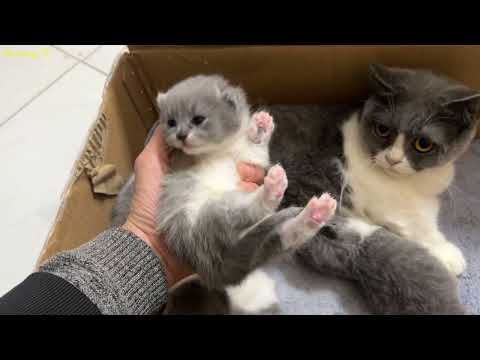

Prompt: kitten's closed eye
[{"left": 192, "top": 115, "right": 206, "bottom": 126}]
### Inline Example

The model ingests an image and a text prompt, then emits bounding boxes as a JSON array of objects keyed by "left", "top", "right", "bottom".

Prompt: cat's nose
[
  {"left": 385, "top": 155, "right": 401, "bottom": 166},
  {"left": 177, "top": 133, "right": 188, "bottom": 142}
]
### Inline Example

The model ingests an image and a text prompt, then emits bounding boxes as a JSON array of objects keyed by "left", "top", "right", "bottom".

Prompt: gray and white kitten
[
  {"left": 266, "top": 64, "right": 480, "bottom": 314},
  {"left": 112, "top": 75, "right": 336, "bottom": 310}
]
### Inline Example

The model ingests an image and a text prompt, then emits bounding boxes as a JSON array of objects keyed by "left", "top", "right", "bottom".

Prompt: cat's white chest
[{"left": 345, "top": 163, "right": 439, "bottom": 238}]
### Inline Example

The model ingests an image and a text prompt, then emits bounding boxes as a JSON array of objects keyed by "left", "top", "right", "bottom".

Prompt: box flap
[{"left": 128, "top": 45, "right": 155, "bottom": 52}]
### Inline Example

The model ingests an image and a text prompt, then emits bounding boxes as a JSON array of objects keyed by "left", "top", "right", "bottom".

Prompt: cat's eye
[
  {"left": 192, "top": 115, "right": 206, "bottom": 126},
  {"left": 374, "top": 123, "right": 391, "bottom": 138},
  {"left": 167, "top": 119, "right": 177, "bottom": 128},
  {"left": 414, "top": 137, "right": 434, "bottom": 153}
]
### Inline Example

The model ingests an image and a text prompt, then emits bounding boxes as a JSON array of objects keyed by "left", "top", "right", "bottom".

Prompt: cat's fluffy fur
[
  {"left": 112, "top": 75, "right": 337, "bottom": 312},
  {"left": 265, "top": 64, "right": 480, "bottom": 314}
]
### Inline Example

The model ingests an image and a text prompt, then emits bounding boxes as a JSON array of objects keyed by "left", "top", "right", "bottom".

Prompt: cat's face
[
  {"left": 156, "top": 75, "right": 249, "bottom": 155},
  {"left": 359, "top": 64, "right": 480, "bottom": 176}
]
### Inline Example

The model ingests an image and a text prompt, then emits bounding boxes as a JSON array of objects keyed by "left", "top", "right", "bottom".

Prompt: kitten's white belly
[{"left": 186, "top": 158, "right": 240, "bottom": 219}]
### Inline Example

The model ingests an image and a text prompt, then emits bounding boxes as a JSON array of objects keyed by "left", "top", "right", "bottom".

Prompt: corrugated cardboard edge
[{"left": 34, "top": 48, "right": 129, "bottom": 270}]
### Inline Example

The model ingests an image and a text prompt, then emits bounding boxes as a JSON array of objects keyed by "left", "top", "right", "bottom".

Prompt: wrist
[{"left": 122, "top": 220, "right": 192, "bottom": 288}]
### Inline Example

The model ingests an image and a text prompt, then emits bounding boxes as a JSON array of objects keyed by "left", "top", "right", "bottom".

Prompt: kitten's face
[
  {"left": 156, "top": 75, "right": 249, "bottom": 155},
  {"left": 359, "top": 65, "right": 480, "bottom": 176}
]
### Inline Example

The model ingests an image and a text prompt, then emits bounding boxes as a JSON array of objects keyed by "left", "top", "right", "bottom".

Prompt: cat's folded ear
[
  {"left": 443, "top": 86, "right": 480, "bottom": 125},
  {"left": 217, "top": 85, "right": 248, "bottom": 111},
  {"left": 368, "top": 64, "right": 413, "bottom": 94},
  {"left": 156, "top": 92, "right": 167, "bottom": 107},
  {"left": 155, "top": 92, "right": 167, "bottom": 118}
]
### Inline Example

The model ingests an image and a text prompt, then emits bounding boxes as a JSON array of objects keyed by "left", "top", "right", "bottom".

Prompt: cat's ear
[
  {"left": 218, "top": 86, "right": 247, "bottom": 110},
  {"left": 368, "top": 64, "right": 413, "bottom": 94},
  {"left": 443, "top": 86, "right": 480, "bottom": 124},
  {"left": 155, "top": 92, "right": 167, "bottom": 118},
  {"left": 156, "top": 92, "right": 167, "bottom": 107},
  {"left": 213, "top": 84, "right": 235, "bottom": 107}
]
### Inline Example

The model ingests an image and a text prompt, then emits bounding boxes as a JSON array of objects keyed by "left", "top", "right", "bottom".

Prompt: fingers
[
  {"left": 144, "top": 126, "right": 169, "bottom": 158},
  {"left": 136, "top": 126, "right": 170, "bottom": 173},
  {"left": 238, "top": 181, "right": 260, "bottom": 193},
  {"left": 237, "top": 162, "right": 265, "bottom": 184}
]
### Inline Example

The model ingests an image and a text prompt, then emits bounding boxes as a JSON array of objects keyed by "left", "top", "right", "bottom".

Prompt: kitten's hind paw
[
  {"left": 248, "top": 111, "right": 275, "bottom": 144},
  {"left": 280, "top": 193, "right": 337, "bottom": 249},
  {"left": 263, "top": 164, "right": 288, "bottom": 209},
  {"left": 303, "top": 193, "right": 337, "bottom": 230}
]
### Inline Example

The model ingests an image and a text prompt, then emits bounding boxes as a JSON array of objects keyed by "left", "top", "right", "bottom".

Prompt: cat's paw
[
  {"left": 263, "top": 164, "right": 288, "bottom": 209},
  {"left": 280, "top": 193, "right": 337, "bottom": 249},
  {"left": 248, "top": 111, "right": 275, "bottom": 144},
  {"left": 301, "top": 193, "right": 337, "bottom": 230},
  {"left": 426, "top": 241, "right": 467, "bottom": 276}
]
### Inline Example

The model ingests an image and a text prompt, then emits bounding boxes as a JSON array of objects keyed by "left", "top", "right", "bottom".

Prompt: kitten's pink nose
[
  {"left": 385, "top": 155, "right": 401, "bottom": 166},
  {"left": 177, "top": 133, "right": 188, "bottom": 142}
]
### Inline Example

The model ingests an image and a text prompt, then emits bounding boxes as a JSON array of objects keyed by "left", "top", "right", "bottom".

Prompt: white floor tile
[
  {"left": 0, "top": 63, "right": 106, "bottom": 296},
  {"left": 55, "top": 45, "right": 100, "bottom": 59},
  {"left": 0, "top": 46, "right": 77, "bottom": 125},
  {"left": 85, "top": 45, "right": 126, "bottom": 73}
]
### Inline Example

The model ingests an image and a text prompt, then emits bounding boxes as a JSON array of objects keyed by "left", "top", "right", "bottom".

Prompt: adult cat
[{"left": 265, "top": 64, "right": 479, "bottom": 314}]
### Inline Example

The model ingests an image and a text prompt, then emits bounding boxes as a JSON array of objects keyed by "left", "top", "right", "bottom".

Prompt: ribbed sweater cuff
[{"left": 40, "top": 227, "right": 168, "bottom": 315}]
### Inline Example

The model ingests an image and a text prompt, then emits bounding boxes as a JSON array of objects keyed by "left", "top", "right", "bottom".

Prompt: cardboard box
[{"left": 35, "top": 45, "right": 480, "bottom": 267}]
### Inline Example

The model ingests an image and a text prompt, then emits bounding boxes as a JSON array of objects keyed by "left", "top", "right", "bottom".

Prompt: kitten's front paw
[
  {"left": 263, "top": 165, "right": 288, "bottom": 209},
  {"left": 248, "top": 111, "right": 275, "bottom": 144},
  {"left": 426, "top": 241, "right": 467, "bottom": 276}
]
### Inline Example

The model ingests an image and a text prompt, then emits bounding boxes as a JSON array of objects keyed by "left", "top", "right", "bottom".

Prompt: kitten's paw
[
  {"left": 248, "top": 111, "right": 275, "bottom": 144},
  {"left": 302, "top": 193, "right": 337, "bottom": 230},
  {"left": 280, "top": 193, "right": 337, "bottom": 249},
  {"left": 263, "top": 165, "right": 288, "bottom": 209},
  {"left": 426, "top": 241, "right": 466, "bottom": 276}
]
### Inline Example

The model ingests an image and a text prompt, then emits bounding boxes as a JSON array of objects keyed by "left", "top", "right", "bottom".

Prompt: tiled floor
[{"left": 0, "top": 45, "right": 126, "bottom": 296}]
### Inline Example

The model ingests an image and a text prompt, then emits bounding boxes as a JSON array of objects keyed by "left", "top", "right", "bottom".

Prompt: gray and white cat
[
  {"left": 112, "top": 75, "right": 337, "bottom": 310},
  {"left": 266, "top": 64, "right": 480, "bottom": 314}
]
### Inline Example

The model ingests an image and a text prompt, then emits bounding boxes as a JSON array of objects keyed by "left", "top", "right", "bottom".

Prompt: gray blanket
[{"left": 261, "top": 141, "right": 480, "bottom": 315}]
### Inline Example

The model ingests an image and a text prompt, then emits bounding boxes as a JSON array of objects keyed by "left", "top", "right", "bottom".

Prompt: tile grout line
[
  {"left": 52, "top": 45, "right": 109, "bottom": 76},
  {"left": 0, "top": 55, "right": 83, "bottom": 129}
]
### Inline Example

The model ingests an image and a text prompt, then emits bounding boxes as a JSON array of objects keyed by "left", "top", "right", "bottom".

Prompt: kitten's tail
[{"left": 226, "top": 269, "right": 279, "bottom": 314}]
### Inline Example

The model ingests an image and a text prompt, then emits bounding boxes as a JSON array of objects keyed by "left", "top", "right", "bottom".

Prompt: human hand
[
  {"left": 236, "top": 163, "right": 265, "bottom": 192},
  {"left": 122, "top": 126, "right": 192, "bottom": 288}
]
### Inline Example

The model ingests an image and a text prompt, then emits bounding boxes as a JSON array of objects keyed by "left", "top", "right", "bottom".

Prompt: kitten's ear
[
  {"left": 219, "top": 86, "right": 247, "bottom": 110},
  {"left": 368, "top": 64, "right": 413, "bottom": 94},
  {"left": 156, "top": 92, "right": 167, "bottom": 119},
  {"left": 156, "top": 92, "right": 167, "bottom": 107}
]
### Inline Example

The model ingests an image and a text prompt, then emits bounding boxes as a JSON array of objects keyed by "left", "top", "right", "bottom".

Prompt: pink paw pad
[
  {"left": 248, "top": 111, "right": 275, "bottom": 144},
  {"left": 302, "top": 193, "right": 337, "bottom": 229},
  {"left": 263, "top": 165, "right": 288, "bottom": 207}
]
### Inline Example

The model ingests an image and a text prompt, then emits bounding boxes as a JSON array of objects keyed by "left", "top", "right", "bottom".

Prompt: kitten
[
  {"left": 112, "top": 75, "right": 336, "bottom": 299},
  {"left": 265, "top": 64, "right": 479, "bottom": 314}
]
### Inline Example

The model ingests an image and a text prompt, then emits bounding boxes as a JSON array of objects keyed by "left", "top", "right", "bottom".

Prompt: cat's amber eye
[
  {"left": 414, "top": 137, "right": 434, "bottom": 153},
  {"left": 374, "top": 123, "right": 391, "bottom": 138}
]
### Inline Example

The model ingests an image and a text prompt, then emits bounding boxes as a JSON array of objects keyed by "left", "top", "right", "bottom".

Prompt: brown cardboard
[{"left": 36, "top": 45, "right": 480, "bottom": 267}]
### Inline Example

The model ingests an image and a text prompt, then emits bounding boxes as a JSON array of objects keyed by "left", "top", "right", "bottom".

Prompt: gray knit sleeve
[{"left": 39, "top": 227, "right": 168, "bottom": 315}]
